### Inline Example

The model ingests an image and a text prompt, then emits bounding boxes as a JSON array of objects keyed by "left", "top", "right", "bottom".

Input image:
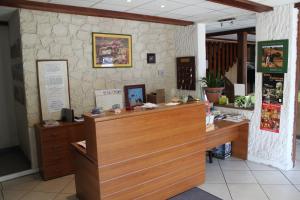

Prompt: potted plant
[{"left": 200, "top": 71, "right": 225, "bottom": 103}]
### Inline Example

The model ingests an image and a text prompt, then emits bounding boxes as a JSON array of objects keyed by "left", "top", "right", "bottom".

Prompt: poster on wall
[
  {"left": 37, "top": 60, "right": 70, "bottom": 121},
  {"left": 92, "top": 33, "right": 132, "bottom": 68},
  {"left": 260, "top": 103, "right": 281, "bottom": 133},
  {"left": 262, "top": 73, "right": 284, "bottom": 105},
  {"left": 257, "top": 39, "right": 289, "bottom": 73}
]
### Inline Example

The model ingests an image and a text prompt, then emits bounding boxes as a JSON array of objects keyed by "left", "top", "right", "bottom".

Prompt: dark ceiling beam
[
  {"left": 206, "top": 27, "right": 255, "bottom": 37},
  {"left": 207, "top": 0, "right": 273, "bottom": 12},
  {"left": 0, "top": 0, "right": 194, "bottom": 26}
]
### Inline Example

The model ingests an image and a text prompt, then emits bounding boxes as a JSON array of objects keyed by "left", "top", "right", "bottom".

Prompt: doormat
[{"left": 169, "top": 187, "right": 222, "bottom": 200}]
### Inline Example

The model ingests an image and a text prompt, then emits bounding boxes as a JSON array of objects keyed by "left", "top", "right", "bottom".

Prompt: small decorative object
[
  {"left": 200, "top": 71, "right": 224, "bottom": 103},
  {"left": 257, "top": 39, "right": 288, "bottom": 73},
  {"left": 260, "top": 103, "right": 281, "bottom": 133},
  {"left": 147, "top": 53, "right": 156, "bottom": 64},
  {"left": 234, "top": 95, "right": 255, "bottom": 108},
  {"left": 124, "top": 84, "right": 146, "bottom": 110},
  {"left": 37, "top": 60, "right": 70, "bottom": 121},
  {"left": 177, "top": 56, "right": 196, "bottom": 90},
  {"left": 218, "top": 95, "right": 229, "bottom": 105},
  {"left": 147, "top": 89, "right": 165, "bottom": 104},
  {"left": 92, "top": 33, "right": 132, "bottom": 68},
  {"left": 91, "top": 107, "right": 101, "bottom": 115},
  {"left": 262, "top": 73, "right": 284, "bottom": 105}
]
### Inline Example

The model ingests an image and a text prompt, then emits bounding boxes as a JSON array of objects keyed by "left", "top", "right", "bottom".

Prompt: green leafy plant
[{"left": 200, "top": 71, "right": 225, "bottom": 88}]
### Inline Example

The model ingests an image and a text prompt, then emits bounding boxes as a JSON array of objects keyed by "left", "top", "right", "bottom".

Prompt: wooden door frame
[{"left": 292, "top": 11, "right": 300, "bottom": 166}]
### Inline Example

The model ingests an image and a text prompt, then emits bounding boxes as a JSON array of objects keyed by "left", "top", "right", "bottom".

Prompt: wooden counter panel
[
  {"left": 232, "top": 124, "right": 249, "bottom": 160},
  {"left": 205, "top": 120, "right": 249, "bottom": 160},
  {"left": 137, "top": 174, "right": 204, "bottom": 200},
  {"left": 74, "top": 150, "right": 101, "bottom": 200},
  {"left": 94, "top": 105, "right": 205, "bottom": 166},
  {"left": 99, "top": 140, "right": 204, "bottom": 181},
  {"left": 101, "top": 152, "right": 203, "bottom": 195},
  {"left": 102, "top": 156, "right": 205, "bottom": 200}
]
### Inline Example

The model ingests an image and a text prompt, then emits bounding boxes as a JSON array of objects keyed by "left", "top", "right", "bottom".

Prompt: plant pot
[{"left": 204, "top": 87, "right": 224, "bottom": 103}]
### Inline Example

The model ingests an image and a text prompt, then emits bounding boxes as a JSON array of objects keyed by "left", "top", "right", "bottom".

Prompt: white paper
[
  {"left": 234, "top": 84, "right": 246, "bottom": 96},
  {"left": 44, "top": 63, "right": 67, "bottom": 113},
  {"left": 95, "top": 89, "right": 123, "bottom": 110}
]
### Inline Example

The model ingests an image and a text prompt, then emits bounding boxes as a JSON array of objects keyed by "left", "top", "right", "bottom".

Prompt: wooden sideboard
[
  {"left": 35, "top": 122, "right": 85, "bottom": 180},
  {"left": 206, "top": 120, "right": 249, "bottom": 160},
  {"left": 73, "top": 103, "right": 206, "bottom": 200}
]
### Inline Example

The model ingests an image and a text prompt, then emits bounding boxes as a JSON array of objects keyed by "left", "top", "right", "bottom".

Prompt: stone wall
[
  {"left": 20, "top": 9, "right": 179, "bottom": 127},
  {"left": 248, "top": 4, "right": 298, "bottom": 170}
]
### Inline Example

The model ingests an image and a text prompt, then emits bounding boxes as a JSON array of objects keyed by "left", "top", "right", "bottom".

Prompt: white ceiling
[{"left": 22, "top": 0, "right": 300, "bottom": 32}]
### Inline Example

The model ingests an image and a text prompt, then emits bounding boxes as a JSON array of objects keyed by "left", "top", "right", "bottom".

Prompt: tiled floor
[
  {"left": 1, "top": 143, "right": 300, "bottom": 200},
  {"left": 199, "top": 141, "right": 300, "bottom": 200}
]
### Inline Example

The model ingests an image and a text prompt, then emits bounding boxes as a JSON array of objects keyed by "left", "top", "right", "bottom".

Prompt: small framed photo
[
  {"left": 147, "top": 53, "right": 156, "bottom": 64},
  {"left": 124, "top": 84, "right": 146, "bottom": 110}
]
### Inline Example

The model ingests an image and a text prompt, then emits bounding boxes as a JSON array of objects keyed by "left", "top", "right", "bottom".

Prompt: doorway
[{"left": 0, "top": 8, "right": 31, "bottom": 178}]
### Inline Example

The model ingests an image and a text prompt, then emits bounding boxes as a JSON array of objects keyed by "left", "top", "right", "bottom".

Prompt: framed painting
[
  {"left": 257, "top": 39, "right": 289, "bottom": 73},
  {"left": 124, "top": 84, "right": 146, "bottom": 110},
  {"left": 37, "top": 60, "right": 70, "bottom": 121},
  {"left": 92, "top": 33, "right": 132, "bottom": 68}
]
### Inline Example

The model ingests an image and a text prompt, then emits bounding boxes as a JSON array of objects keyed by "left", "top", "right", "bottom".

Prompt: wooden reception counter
[{"left": 73, "top": 103, "right": 206, "bottom": 200}]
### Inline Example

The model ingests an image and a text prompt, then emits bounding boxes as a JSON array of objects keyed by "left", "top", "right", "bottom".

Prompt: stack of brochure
[{"left": 224, "top": 114, "right": 244, "bottom": 123}]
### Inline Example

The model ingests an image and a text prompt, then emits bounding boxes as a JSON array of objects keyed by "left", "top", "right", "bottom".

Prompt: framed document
[{"left": 37, "top": 60, "right": 70, "bottom": 121}]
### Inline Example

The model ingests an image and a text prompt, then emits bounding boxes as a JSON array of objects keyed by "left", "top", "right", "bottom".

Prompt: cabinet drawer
[
  {"left": 42, "top": 163, "right": 73, "bottom": 180},
  {"left": 40, "top": 129, "right": 68, "bottom": 142}
]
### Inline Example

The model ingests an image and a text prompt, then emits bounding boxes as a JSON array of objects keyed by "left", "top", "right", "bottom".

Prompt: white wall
[
  {"left": 174, "top": 23, "right": 206, "bottom": 98},
  {"left": 248, "top": 4, "right": 298, "bottom": 170},
  {"left": 0, "top": 25, "right": 19, "bottom": 149}
]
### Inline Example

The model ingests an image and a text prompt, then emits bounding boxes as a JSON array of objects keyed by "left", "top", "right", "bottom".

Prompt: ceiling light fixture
[
  {"left": 127, "top": 0, "right": 132, "bottom": 3},
  {"left": 161, "top": 5, "right": 165, "bottom": 8},
  {"left": 218, "top": 17, "right": 236, "bottom": 28}
]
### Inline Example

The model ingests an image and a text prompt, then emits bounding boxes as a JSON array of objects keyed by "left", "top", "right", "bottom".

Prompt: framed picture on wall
[
  {"left": 37, "top": 60, "right": 70, "bottom": 121},
  {"left": 124, "top": 84, "right": 146, "bottom": 110},
  {"left": 92, "top": 33, "right": 132, "bottom": 68},
  {"left": 257, "top": 39, "right": 289, "bottom": 73}
]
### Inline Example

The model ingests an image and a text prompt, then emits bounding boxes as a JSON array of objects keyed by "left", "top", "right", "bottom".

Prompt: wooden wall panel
[{"left": 206, "top": 41, "right": 238, "bottom": 77}]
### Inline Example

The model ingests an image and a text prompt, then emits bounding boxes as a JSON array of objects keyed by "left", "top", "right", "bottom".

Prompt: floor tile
[
  {"left": 2, "top": 190, "right": 28, "bottom": 200},
  {"left": 54, "top": 194, "right": 78, "bottom": 200},
  {"left": 246, "top": 161, "right": 277, "bottom": 171},
  {"left": 228, "top": 184, "right": 268, "bottom": 200},
  {"left": 206, "top": 161, "right": 221, "bottom": 171},
  {"left": 252, "top": 171, "right": 290, "bottom": 185},
  {"left": 219, "top": 160, "right": 249, "bottom": 171},
  {"left": 223, "top": 170, "right": 256, "bottom": 184},
  {"left": 282, "top": 171, "right": 300, "bottom": 184},
  {"left": 295, "top": 185, "right": 300, "bottom": 192},
  {"left": 224, "top": 157, "right": 243, "bottom": 161},
  {"left": 33, "top": 175, "right": 73, "bottom": 193},
  {"left": 198, "top": 183, "right": 232, "bottom": 200},
  {"left": 2, "top": 174, "right": 41, "bottom": 191},
  {"left": 205, "top": 168, "right": 226, "bottom": 184},
  {"left": 20, "top": 191, "right": 56, "bottom": 200},
  {"left": 261, "top": 185, "right": 300, "bottom": 200},
  {"left": 61, "top": 180, "right": 75, "bottom": 194}
]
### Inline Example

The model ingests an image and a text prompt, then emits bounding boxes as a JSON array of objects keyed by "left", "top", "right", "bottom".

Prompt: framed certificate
[{"left": 37, "top": 60, "right": 70, "bottom": 121}]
